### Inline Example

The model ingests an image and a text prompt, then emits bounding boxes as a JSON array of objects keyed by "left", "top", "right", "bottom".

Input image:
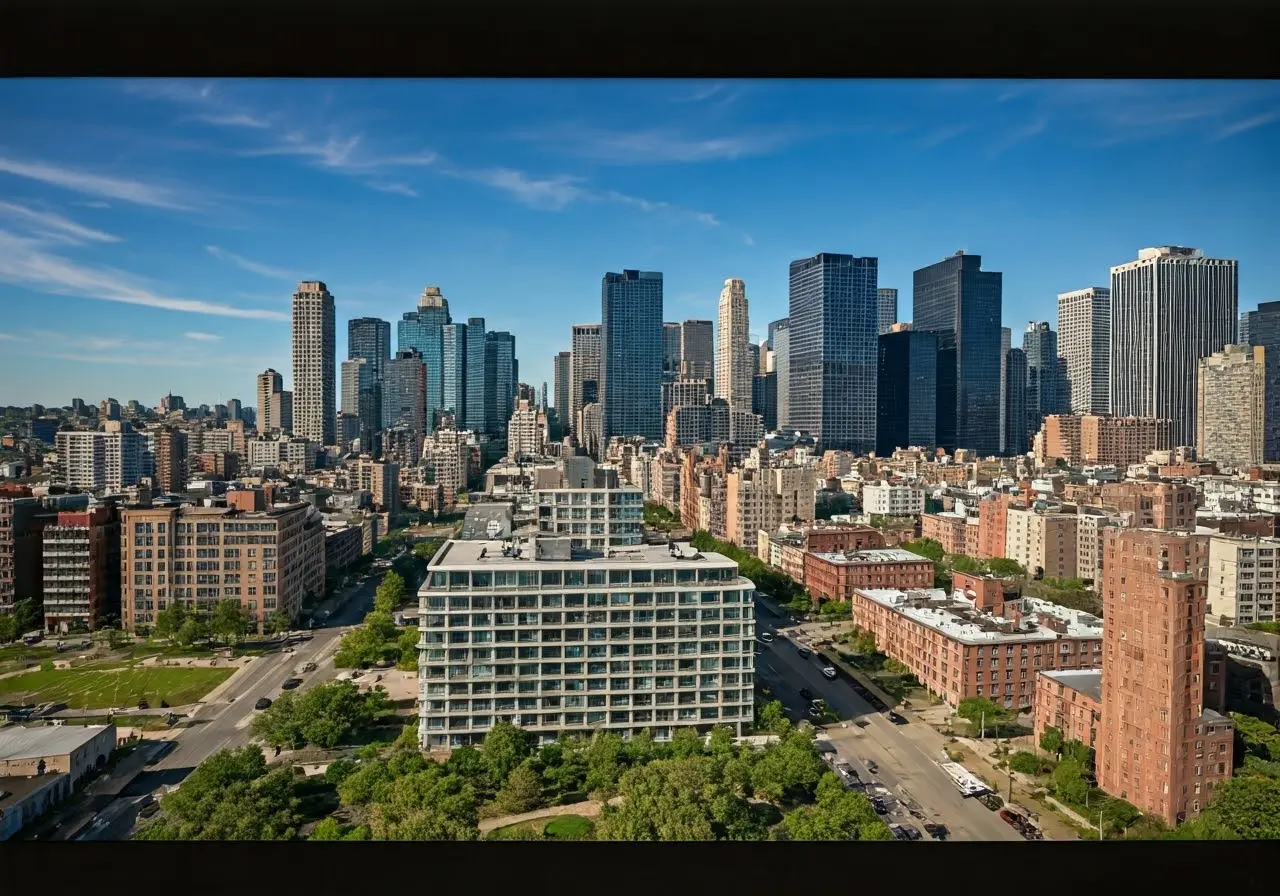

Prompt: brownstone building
[
  {"left": 805, "top": 548, "right": 935, "bottom": 603},
  {"left": 1098, "top": 529, "right": 1234, "bottom": 827},
  {"left": 1098, "top": 481, "right": 1199, "bottom": 531},
  {"left": 975, "top": 494, "right": 1009, "bottom": 561}
]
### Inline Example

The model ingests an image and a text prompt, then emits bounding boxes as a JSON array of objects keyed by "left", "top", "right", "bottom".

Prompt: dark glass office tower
[
  {"left": 767, "top": 317, "right": 789, "bottom": 349},
  {"left": 441, "top": 322, "right": 467, "bottom": 426},
  {"left": 876, "top": 329, "right": 938, "bottom": 456},
  {"left": 397, "top": 287, "right": 451, "bottom": 431},
  {"left": 1023, "top": 321, "right": 1065, "bottom": 446},
  {"left": 1243, "top": 300, "right": 1280, "bottom": 461},
  {"left": 601, "top": 270, "right": 664, "bottom": 442},
  {"left": 752, "top": 372, "right": 777, "bottom": 431},
  {"left": 484, "top": 331, "right": 517, "bottom": 438},
  {"left": 662, "top": 322, "right": 682, "bottom": 381},
  {"left": 347, "top": 317, "right": 391, "bottom": 382},
  {"left": 464, "top": 317, "right": 487, "bottom": 434},
  {"left": 912, "top": 251, "right": 1002, "bottom": 456},
  {"left": 1003, "top": 347, "right": 1028, "bottom": 455},
  {"left": 787, "top": 253, "right": 879, "bottom": 452}
]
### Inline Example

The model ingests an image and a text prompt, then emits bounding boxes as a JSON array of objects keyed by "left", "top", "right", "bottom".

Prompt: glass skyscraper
[
  {"left": 912, "top": 252, "right": 1002, "bottom": 456},
  {"left": 1242, "top": 300, "right": 1280, "bottom": 462},
  {"left": 876, "top": 329, "right": 937, "bottom": 456},
  {"left": 786, "top": 253, "right": 879, "bottom": 452},
  {"left": 441, "top": 322, "right": 468, "bottom": 426},
  {"left": 398, "top": 287, "right": 451, "bottom": 430},
  {"left": 382, "top": 348, "right": 426, "bottom": 435},
  {"left": 464, "top": 317, "right": 487, "bottom": 435},
  {"left": 1022, "top": 321, "right": 1066, "bottom": 447},
  {"left": 347, "top": 317, "right": 391, "bottom": 381},
  {"left": 601, "top": 270, "right": 664, "bottom": 442},
  {"left": 484, "top": 331, "right": 517, "bottom": 438}
]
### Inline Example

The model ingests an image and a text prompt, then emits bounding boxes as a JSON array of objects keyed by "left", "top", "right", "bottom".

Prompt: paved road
[{"left": 753, "top": 601, "right": 1022, "bottom": 843}]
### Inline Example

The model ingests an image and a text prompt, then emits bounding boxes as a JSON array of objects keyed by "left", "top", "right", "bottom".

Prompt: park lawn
[
  {"left": 0, "top": 665, "right": 234, "bottom": 709},
  {"left": 488, "top": 813, "right": 595, "bottom": 841}
]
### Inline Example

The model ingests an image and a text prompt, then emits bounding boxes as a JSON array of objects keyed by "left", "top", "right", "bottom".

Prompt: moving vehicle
[
  {"left": 254, "top": 697, "right": 273, "bottom": 710},
  {"left": 938, "top": 761, "right": 990, "bottom": 797},
  {"left": 281, "top": 678, "right": 303, "bottom": 690},
  {"left": 299, "top": 661, "right": 318, "bottom": 674},
  {"left": 758, "top": 631, "right": 774, "bottom": 644},
  {"left": 821, "top": 666, "right": 837, "bottom": 680},
  {"left": 798, "top": 687, "right": 814, "bottom": 701},
  {"left": 808, "top": 701, "right": 826, "bottom": 720}
]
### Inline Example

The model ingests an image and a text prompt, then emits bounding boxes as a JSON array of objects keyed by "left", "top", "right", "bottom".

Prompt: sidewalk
[{"left": 478, "top": 796, "right": 622, "bottom": 834}]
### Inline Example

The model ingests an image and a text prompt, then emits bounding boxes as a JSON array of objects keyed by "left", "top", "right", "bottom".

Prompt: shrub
[{"left": 1008, "top": 751, "right": 1042, "bottom": 775}]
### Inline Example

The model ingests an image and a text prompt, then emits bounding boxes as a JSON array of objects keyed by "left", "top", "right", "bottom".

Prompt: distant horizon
[{"left": 1, "top": 79, "right": 1277, "bottom": 406}]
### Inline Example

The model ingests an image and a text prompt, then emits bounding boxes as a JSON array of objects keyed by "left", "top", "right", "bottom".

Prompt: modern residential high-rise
[
  {"left": 382, "top": 348, "right": 427, "bottom": 437},
  {"left": 154, "top": 425, "right": 188, "bottom": 494},
  {"left": 913, "top": 251, "right": 1002, "bottom": 456},
  {"left": 662, "top": 322, "right": 682, "bottom": 381},
  {"left": 484, "top": 331, "right": 517, "bottom": 439},
  {"left": 787, "top": 252, "right": 879, "bottom": 452},
  {"left": 398, "top": 287, "right": 451, "bottom": 429},
  {"left": 1023, "top": 321, "right": 1066, "bottom": 447},
  {"left": 1058, "top": 287, "right": 1111, "bottom": 414},
  {"left": 1241, "top": 300, "right": 1280, "bottom": 462},
  {"left": 601, "top": 270, "right": 664, "bottom": 443},
  {"left": 553, "top": 351, "right": 571, "bottom": 426},
  {"left": 56, "top": 423, "right": 144, "bottom": 493},
  {"left": 1098, "top": 528, "right": 1234, "bottom": 827},
  {"left": 1110, "top": 247, "right": 1239, "bottom": 448},
  {"left": 441, "top": 321, "right": 468, "bottom": 426},
  {"left": 291, "top": 280, "right": 336, "bottom": 446},
  {"left": 1003, "top": 347, "right": 1028, "bottom": 455},
  {"left": 417, "top": 525, "right": 756, "bottom": 749},
  {"left": 716, "top": 278, "right": 753, "bottom": 411},
  {"left": 877, "top": 287, "right": 899, "bottom": 336},
  {"left": 876, "top": 327, "right": 938, "bottom": 456},
  {"left": 42, "top": 504, "right": 120, "bottom": 634},
  {"left": 773, "top": 320, "right": 790, "bottom": 430},
  {"left": 256, "top": 369, "right": 290, "bottom": 434},
  {"left": 1197, "top": 344, "right": 1266, "bottom": 470},
  {"left": 679, "top": 319, "right": 715, "bottom": 383},
  {"left": 226, "top": 399, "right": 242, "bottom": 422},
  {"left": 347, "top": 316, "right": 392, "bottom": 384},
  {"left": 340, "top": 358, "right": 380, "bottom": 447},
  {"left": 464, "top": 317, "right": 488, "bottom": 435},
  {"left": 998, "top": 327, "right": 1012, "bottom": 453},
  {"left": 570, "top": 323, "right": 602, "bottom": 439}
]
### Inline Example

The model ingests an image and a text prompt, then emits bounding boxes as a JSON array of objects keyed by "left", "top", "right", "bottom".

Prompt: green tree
[
  {"left": 819, "top": 600, "right": 851, "bottom": 620},
  {"left": 324, "top": 758, "right": 359, "bottom": 787},
  {"left": 1051, "top": 758, "right": 1090, "bottom": 806},
  {"left": 956, "top": 697, "right": 1012, "bottom": 733},
  {"left": 670, "top": 727, "right": 704, "bottom": 759},
  {"left": 1061, "top": 739, "right": 1092, "bottom": 766},
  {"left": 308, "top": 816, "right": 344, "bottom": 840},
  {"left": 624, "top": 728, "right": 656, "bottom": 766},
  {"left": 901, "top": 538, "right": 944, "bottom": 563},
  {"left": 211, "top": 599, "right": 253, "bottom": 644},
  {"left": 0, "top": 613, "right": 19, "bottom": 644},
  {"left": 152, "top": 602, "right": 188, "bottom": 641},
  {"left": 779, "top": 771, "right": 892, "bottom": 841},
  {"left": 707, "top": 726, "right": 736, "bottom": 758},
  {"left": 495, "top": 761, "right": 545, "bottom": 814},
  {"left": 1198, "top": 774, "right": 1280, "bottom": 840},
  {"left": 373, "top": 571, "right": 406, "bottom": 614},
  {"left": 250, "top": 681, "right": 391, "bottom": 750},
  {"left": 584, "top": 731, "right": 625, "bottom": 797},
  {"left": 366, "top": 765, "right": 479, "bottom": 841},
  {"left": 482, "top": 721, "right": 536, "bottom": 784},
  {"left": 950, "top": 554, "right": 985, "bottom": 574},
  {"left": 14, "top": 597, "right": 42, "bottom": 635},
  {"left": 1007, "top": 751, "right": 1043, "bottom": 775},
  {"left": 395, "top": 626, "right": 419, "bottom": 671},
  {"left": 264, "top": 609, "right": 293, "bottom": 636},
  {"left": 1039, "top": 726, "right": 1064, "bottom": 755},
  {"left": 755, "top": 699, "right": 790, "bottom": 735},
  {"left": 595, "top": 757, "right": 721, "bottom": 841},
  {"left": 176, "top": 616, "right": 210, "bottom": 648},
  {"left": 1231, "top": 713, "right": 1280, "bottom": 762},
  {"left": 986, "top": 557, "right": 1026, "bottom": 578},
  {"left": 750, "top": 729, "right": 826, "bottom": 803}
]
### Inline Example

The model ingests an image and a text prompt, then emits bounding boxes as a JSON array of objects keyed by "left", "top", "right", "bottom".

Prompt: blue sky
[{"left": 1, "top": 79, "right": 1278, "bottom": 409}]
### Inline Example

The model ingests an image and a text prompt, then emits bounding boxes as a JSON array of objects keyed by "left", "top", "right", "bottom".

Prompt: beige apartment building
[
  {"left": 921, "top": 510, "right": 976, "bottom": 557},
  {"left": 848, "top": 586, "right": 1103, "bottom": 709},
  {"left": 1004, "top": 508, "right": 1078, "bottom": 579},
  {"left": 1196, "top": 344, "right": 1266, "bottom": 471},
  {"left": 1036, "top": 414, "right": 1171, "bottom": 468},
  {"left": 120, "top": 501, "right": 326, "bottom": 632},
  {"left": 724, "top": 462, "right": 816, "bottom": 549},
  {"left": 1098, "top": 528, "right": 1234, "bottom": 827},
  {"left": 1206, "top": 534, "right": 1280, "bottom": 626}
]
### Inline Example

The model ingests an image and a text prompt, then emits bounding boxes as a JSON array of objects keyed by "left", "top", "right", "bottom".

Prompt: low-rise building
[
  {"left": 0, "top": 724, "right": 116, "bottom": 840},
  {"left": 804, "top": 547, "right": 934, "bottom": 603},
  {"left": 861, "top": 481, "right": 926, "bottom": 517},
  {"left": 1004, "top": 508, "right": 1079, "bottom": 579},
  {"left": 1033, "top": 669, "right": 1102, "bottom": 750},
  {"left": 921, "top": 509, "right": 977, "bottom": 557},
  {"left": 324, "top": 523, "right": 364, "bottom": 571},
  {"left": 849, "top": 586, "right": 1103, "bottom": 709}
]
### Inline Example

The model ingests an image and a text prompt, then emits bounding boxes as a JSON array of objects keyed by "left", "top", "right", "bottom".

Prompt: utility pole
[
  {"left": 1097, "top": 811, "right": 1104, "bottom": 841},
  {"left": 980, "top": 711, "right": 985, "bottom": 740}
]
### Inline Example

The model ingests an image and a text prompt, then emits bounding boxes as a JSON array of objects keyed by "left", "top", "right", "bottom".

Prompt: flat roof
[
  {"left": 0, "top": 771, "right": 70, "bottom": 808},
  {"left": 810, "top": 548, "right": 931, "bottom": 565},
  {"left": 855, "top": 588, "right": 1103, "bottom": 645},
  {"left": 430, "top": 538, "right": 737, "bottom": 570},
  {"left": 0, "top": 724, "right": 113, "bottom": 761},
  {"left": 1040, "top": 669, "right": 1103, "bottom": 704}
]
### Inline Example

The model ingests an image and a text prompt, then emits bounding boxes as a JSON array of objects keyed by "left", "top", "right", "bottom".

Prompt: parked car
[
  {"left": 886, "top": 711, "right": 907, "bottom": 725},
  {"left": 871, "top": 797, "right": 888, "bottom": 815},
  {"left": 254, "top": 697, "right": 273, "bottom": 710},
  {"left": 798, "top": 687, "right": 814, "bottom": 701},
  {"left": 797, "top": 647, "right": 812, "bottom": 659},
  {"left": 834, "top": 762, "right": 858, "bottom": 784},
  {"left": 979, "top": 793, "right": 1004, "bottom": 811},
  {"left": 300, "top": 662, "right": 318, "bottom": 674},
  {"left": 923, "top": 823, "right": 949, "bottom": 840},
  {"left": 865, "top": 760, "right": 878, "bottom": 774},
  {"left": 281, "top": 678, "right": 303, "bottom": 690},
  {"left": 999, "top": 809, "right": 1023, "bottom": 827},
  {"left": 758, "top": 632, "right": 774, "bottom": 644},
  {"left": 821, "top": 666, "right": 837, "bottom": 680}
]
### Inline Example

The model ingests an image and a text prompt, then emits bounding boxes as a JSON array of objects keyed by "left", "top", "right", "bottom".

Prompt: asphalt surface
[
  {"left": 73, "top": 575, "right": 379, "bottom": 840},
  {"left": 753, "top": 599, "right": 1023, "bottom": 843}
]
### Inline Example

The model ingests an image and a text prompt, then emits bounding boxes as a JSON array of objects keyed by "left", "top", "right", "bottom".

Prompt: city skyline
[{"left": 1, "top": 79, "right": 1279, "bottom": 406}]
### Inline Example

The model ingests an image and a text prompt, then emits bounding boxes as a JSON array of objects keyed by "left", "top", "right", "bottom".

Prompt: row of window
[
  {"left": 424, "top": 591, "right": 750, "bottom": 611},
  {"left": 421, "top": 704, "right": 745, "bottom": 730},
  {"left": 426, "top": 566, "right": 739, "bottom": 590}
]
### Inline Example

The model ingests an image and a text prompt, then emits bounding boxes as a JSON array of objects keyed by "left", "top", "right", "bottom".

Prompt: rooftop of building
[
  {"left": 120, "top": 501, "right": 310, "bottom": 517},
  {"left": 430, "top": 537, "right": 737, "bottom": 570},
  {"left": 1040, "top": 669, "right": 1103, "bottom": 704},
  {"left": 458, "top": 504, "right": 515, "bottom": 540},
  {"left": 810, "top": 548, "right": 930, "bottom": 565},
  {"left": 0, "top": 771, "right": 70, "bottom": 810},
  {"left": 0, "top": 724, "right": 113, "bottom": 761},
  {"left": 855, "top": 587, "right": 1103, "bottom": 644}
]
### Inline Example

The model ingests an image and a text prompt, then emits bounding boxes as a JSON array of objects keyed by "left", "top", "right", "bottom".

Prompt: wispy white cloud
[
  {"left": 600, "top": 190, "right": 720, "bottom": 227},
  {"left": 0, "top": 201, "right": 121, "bottom": 244},
  {"left": 1212, "top": 109, "right": 1280, "bottom": 142},
  {"left": 512, "top": 123, "right": 799, "bottom": 165},
  {"left": 742, "top": 234, "right": 755, "bottom": 247},
  {"left": 21, "top": 350, "right": 209, "bottom": 369},
  {"left": 0, "top": 231, "right": 288, "bottom": 321},
  {"left": 205, "top": 245, "right": 299, "bottom": 281},
  {"left": 917, "top": 123, "right": 971, "bottom": 149},
  {"left": 0, "top": 332, "right": 25, "bottom": 342},
  {"left": 988, "top": 118, "right": 1049, "bottom": 159},
  {"left": 444, "top": 166, "right": 586, "bottom": 211},
  {"left": 183, "top": 331, "right": 222, "bottom": 342},
  {"left": 672, "top": 82, "right": 730, "bottom": 103},
  {"left": 189, "top": 112, "right": 271, "bottom": 129},
  {"left": 82, "top": 336, "right": 127, "bottom": 351},
  {"left": 0, "top": 155, "right": 190, "bottom": 210},
  {"left": 366, "top": 181, "right": 419, "bottom": 198}
]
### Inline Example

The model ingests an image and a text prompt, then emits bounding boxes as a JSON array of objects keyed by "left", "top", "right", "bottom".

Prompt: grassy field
[
  {"left": 488, "top": 813, "right": 595, "bottom": 840},
  {"left": 0, "top": 665, "right": 234, "bottom": 709}
]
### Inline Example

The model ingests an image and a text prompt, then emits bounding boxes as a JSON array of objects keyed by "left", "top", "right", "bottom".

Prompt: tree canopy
[
  {"left": 249, "top": 680, "right": 392, "bottom": 749},
  {"left": 956, "top": 697, "right": 1013, "bottom": 728},
  {"left": 778, "top": 772, "right": 893, "bottom": 841}
]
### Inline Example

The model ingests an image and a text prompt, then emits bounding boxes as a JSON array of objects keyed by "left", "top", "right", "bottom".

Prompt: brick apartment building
[
  {"left": 1034, "top": 669, "right": 1102, "bottom": 750},
  {"left": 1036, "top": 414, "right": 1172, "bottom": 468},
  {"left": 1098, "top": 528, "right": 1234, "bottom": 827},
  {"left": 41, "top": 504, "right": 120, "bottom": 633},
  {"left": 921, "top": 510, "right": 976, "bottom": 557},
  {"left": 805, "top": 548, "right": 935, "bottom": 603},
  {"left": 1098, "top": 481, "right": 1198, "bottom": 531},
  {"left": 975, "top": 494, "right": 1009, "bottom": 560},
  {"left": 120, "top": 501, "right": 326, "bottom": 632},
  {"left": 848, "top": 583, "right": 1103, "bottom": 709},
  {"left": 757, "top": 523, "right": 887, "bottom": 587}
]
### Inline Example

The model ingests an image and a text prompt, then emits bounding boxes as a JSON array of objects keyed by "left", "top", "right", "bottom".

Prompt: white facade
[
  {"left": 291, "top": 281, "right": 336, "bottom": 446},
  {"left": 1208, "top": 535, "right": 1280, "bottom": 625},
  {"left": 55, "top": 425, "right": 143, "bottom": 493},
  {"left": 716, "top": 278, "right": 753, "bottom": 411},
  {"left": 1109, "top": 247, "right": 1238, "bottom": 447},
  {"left": 506, "top": 399, "right": 546, "bottom": 459},
  {"left": 1058, "top": 286, "right": 1111, "bottom": 414},
  {"left": 570, "top": 323, "right": 601, "bottom": 438},
  {"left": 861, "top": 482, "right": 925, "bottom": 516}
]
